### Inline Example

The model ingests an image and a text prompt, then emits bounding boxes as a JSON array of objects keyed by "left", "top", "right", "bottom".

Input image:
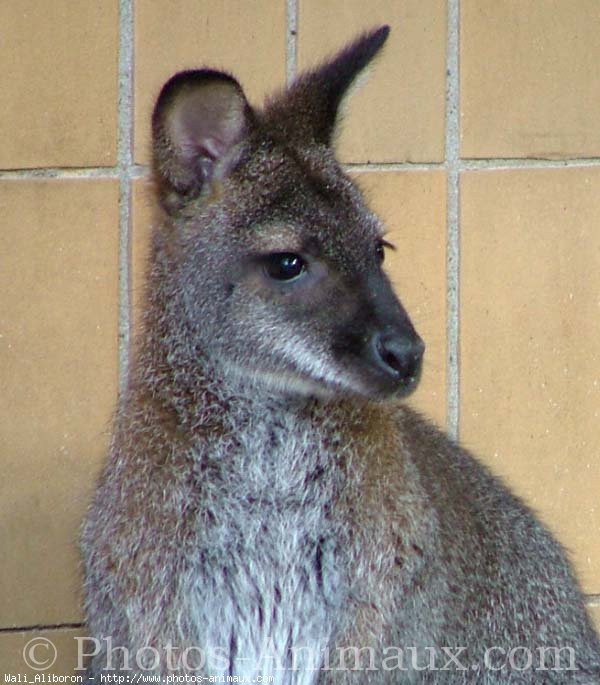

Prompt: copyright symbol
[{"left": 22, "top": 637, "right": 57, "bottom": 670}]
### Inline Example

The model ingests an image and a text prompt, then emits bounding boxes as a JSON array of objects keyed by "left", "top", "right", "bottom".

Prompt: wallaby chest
[{"left": 181, "top": 402, "right": 351, "bottom": 681}]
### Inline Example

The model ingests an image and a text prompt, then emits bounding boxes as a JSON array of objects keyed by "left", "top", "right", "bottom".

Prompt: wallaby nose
[{"left": 371, "top": 331, "right": 425, "bottom": 394}]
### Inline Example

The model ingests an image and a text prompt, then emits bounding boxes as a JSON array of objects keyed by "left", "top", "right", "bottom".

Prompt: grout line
[
  {"left": 117, "top": 0, "right": 134, "bottom": 396},
  {"left": 286, "top": 0, "right": 298, "bottom": 85},
  {"left": 0, "top": 167, "right": 119, "bottom": 180},
  {"left": 3, "top": 159, "right": 600, "bottom": 183},
  {"left": 0, "top": 622, "right": 84, "bottom": 634},
  {"left": 445, "top": 0, "right": 460, "bottom": 441},
  {"left": 346, "top": 162, "right": 445, "bottom": 172},
  {"left": 460, "top": 157, "right": 600, "bottom": 171}
]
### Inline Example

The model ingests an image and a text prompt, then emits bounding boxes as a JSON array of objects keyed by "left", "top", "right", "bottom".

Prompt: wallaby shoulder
[{"left": 386, "top": 407, "right": 600, "bottom": 676}]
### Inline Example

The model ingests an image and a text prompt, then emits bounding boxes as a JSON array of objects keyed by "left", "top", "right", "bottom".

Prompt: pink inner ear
[
  {"left": 162, "top": 77, "right": 249, "bottom": 192},
  {"left": 177, "top": 131, "right": 225, "bottom": 163},
  {"left": 176, "top": 85, "right": 245, "bottom": 158},
  {"left": 200, "top": 136, "right": 226, "bottom": 160},
  {"left": 190, "top": 137, "right": 226, "bottom": 183}
]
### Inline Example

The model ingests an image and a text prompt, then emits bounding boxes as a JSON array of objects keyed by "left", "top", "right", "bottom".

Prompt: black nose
[{"left": 371, "top": 331, "right": 425, "bottom": 392}]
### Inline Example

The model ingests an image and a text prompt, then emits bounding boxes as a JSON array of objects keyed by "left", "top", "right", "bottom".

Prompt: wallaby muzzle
[{"left": 341, "top": 272, "right": 425, "bottom": 399}]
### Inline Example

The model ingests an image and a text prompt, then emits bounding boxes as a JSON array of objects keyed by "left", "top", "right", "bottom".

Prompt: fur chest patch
[{"left": 176, "top": 407, "right": 351, "bottom": 682}]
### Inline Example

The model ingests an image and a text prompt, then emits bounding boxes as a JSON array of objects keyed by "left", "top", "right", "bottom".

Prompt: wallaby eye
[
  {"left": 377, "top": 239, "right": 396, "bottom": 264},
  {"left": 263, "top": 253, "right": 306, "bottom": 281}
]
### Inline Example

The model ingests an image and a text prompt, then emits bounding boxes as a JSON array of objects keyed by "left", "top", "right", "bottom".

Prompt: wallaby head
[{"left": 150, "top": 26, "right": 424, "bottom": 401}]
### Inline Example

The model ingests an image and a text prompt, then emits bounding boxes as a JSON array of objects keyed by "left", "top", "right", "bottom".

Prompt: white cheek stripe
[{"left": 218, "top": 333, "right": 366, "bottom": 397}]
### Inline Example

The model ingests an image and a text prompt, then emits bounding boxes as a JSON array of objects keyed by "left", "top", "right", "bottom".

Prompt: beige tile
[
  {"left": 460, "top": 169, "right": 600, "bottom": 592},
  {"left": 298, "top": 0, "right": 447, "bottom": 163},
  {"left": 354, "top": 171, "right": 447, "bottom": 427},
  {"left": 461, "top": 0, "right": 600, "bottom": 159},
  {"left": 0, "top": 2, "right": 117, "bottom": 169},
  {"left": 0, "top": 180, "right": 119, "bottom": 626},
  {"left": 134, "top": 0, "right": 287, "bottom": 164},
  {"left": 0, "top": 628, "right": 88, "bottom": 677}
]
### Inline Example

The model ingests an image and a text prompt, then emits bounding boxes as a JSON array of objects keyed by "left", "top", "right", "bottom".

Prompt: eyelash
[{"left": 377, "top": 239, "right": 396, "bottom": 262}]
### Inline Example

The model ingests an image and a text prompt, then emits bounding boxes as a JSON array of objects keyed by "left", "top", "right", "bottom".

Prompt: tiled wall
[{"left": 1, "top": 0, "right": 599, "bottom": 673}]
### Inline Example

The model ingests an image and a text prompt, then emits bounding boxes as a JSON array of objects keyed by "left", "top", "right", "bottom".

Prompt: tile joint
[
  {"left": 0, "top": 167, "right": 119, "bottom": 179},
  {"left": 117, "top": 0, "right": 134, "bottom": 396},
  {"left": 286, "top": 0, "right": 298, "bottom": 85},
  {"left": 445, "top": 0, "right": 460, "bottom": 441},
  {"left": 346, "top": 162, "right": 445, "bottom": 172},
  {"left": 3, "top": 158, "right": 600, "bottom": 181},
  {"left": 0, "top": 622, "right": 84, "bottom": 634},
  {"left": 461, "top": 158, "right": 600, "bottom": 170}
]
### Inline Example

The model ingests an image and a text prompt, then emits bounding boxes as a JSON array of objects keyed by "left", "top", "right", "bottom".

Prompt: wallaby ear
[
  {"left": 265, "top": 25, "right": 390, "bottom": 148},
  {"left": 151, "top": 70, "right": 252, "bottom": 214}
]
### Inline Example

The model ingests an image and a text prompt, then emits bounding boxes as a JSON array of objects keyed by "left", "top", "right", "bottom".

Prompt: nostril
[
  {"left": 371, "top": 332, "right": 424, "bottom": 385},
  {"left": 377, "top": 338, "right": 403, "bottom": 374}
]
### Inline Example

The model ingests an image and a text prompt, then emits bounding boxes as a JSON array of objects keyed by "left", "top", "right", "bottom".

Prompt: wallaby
[{"left": 81, "top": 26, "right": 600, "bottom": 683}]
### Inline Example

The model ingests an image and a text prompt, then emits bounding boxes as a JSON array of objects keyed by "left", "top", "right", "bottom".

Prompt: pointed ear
[
  {"left": 265, "top": 25, "right": 390, "bottom": 148},
  {"left": 151, "top": 70, "right": 253, "bottom": 214}
]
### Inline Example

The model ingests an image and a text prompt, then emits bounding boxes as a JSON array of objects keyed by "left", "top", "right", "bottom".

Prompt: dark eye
[
  {"left": 377, "top": 239, "right": 395, "bottom": 264},
  {"left": 263, "top": 253, "right": 306, "bottom": 281}
]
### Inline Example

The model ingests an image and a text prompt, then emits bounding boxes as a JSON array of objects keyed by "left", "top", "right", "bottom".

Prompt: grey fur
[{"left": 81, "top": 27, "right": 600, "bottom": 683}]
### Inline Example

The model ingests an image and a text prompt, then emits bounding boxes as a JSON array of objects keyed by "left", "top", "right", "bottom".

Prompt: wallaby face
[
  {"left": 82, "top": 25, "right": 600, "bottom": 683},
  {"left": 151, "top": 27, "right": 423, "bottom": 401}
]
